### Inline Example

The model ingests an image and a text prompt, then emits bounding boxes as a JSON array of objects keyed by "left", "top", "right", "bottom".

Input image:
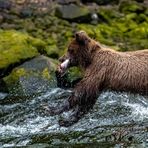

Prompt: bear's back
[{"left": 107, "top": 50, "right": 148, "bottom": 95}]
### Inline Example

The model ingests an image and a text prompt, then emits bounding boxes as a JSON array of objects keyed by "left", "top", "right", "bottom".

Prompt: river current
[{"left": 0, "top": 88, "right": 148, "bottom": 147}]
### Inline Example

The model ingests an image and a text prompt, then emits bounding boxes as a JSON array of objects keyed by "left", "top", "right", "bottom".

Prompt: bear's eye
[{"left": 68, "top": 48, "right": 74, "bottom": 54}]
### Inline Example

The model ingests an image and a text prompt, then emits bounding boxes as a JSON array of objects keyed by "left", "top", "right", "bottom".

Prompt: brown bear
[{"left": 50, "top": 31, "right": 148, "bottom": 127}]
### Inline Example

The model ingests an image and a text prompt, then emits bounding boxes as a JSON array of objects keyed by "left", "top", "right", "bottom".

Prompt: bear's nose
[{"left": 59, "top": 56, "right": 66, "bottom": 62}]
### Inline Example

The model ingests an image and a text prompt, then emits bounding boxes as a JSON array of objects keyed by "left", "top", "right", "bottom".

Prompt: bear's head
[{"left": 59, "top": 31, "right": 100, "bottom": 73}]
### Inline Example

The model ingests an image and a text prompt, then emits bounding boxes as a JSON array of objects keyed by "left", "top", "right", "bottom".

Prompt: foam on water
[
  {"left": 0, "top": 93, "right": 8, "bottom": 100},
  {"left": 123, "top": 102, "right": 148, "bottom": 121},
  {"left": 0, "top": 89, "right": 71, "bottom": 139},
  {"left": 100, "top": 91, "right": 148, "bottom": 119},
  {"left": 0, "top": 116, "right": 59, "bottom": 137}
]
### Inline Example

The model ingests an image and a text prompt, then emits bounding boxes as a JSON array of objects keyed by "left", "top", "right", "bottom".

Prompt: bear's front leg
[
  {"left": 43, "top": 100, "right": 71, "bottom": 116},
  {"left": 43, "top": 91, "right": 79, "bottom": 116},
  {"left": 58, "top": 76, "right": 103, "bottom": 126},
  {"left": 58, "top": 66, "right": 107, "bottom": 127}
]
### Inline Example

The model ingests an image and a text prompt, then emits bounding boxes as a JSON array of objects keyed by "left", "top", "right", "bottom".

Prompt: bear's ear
[{"left": 75, "top": 31, "right": 90, "bottom": 45}]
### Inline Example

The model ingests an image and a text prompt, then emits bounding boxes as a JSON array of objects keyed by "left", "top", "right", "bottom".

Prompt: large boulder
[
  {"left": 55, "top": 4, "right": 91, "bottom": 22},
  {"left": 3, "top": 55, "right": 58, "bottom": 95}
]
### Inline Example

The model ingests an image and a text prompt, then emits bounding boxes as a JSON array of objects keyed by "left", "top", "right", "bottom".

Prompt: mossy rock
[
  {"left": 119, "top": 1, "right": 146, "bottom": 14},
  {"left": 25, "top": 15, "right": 73, "bottom": 58},
  {"left": 77, "top": 24, "right": 117, "bottom": 48},
  {"left": 0, "top": 30, "right": 47, "bottom": 70},
  {"left": 97, "top": 7, "right": 122, "bottom": 23},
  {"left": 3, "top": 55, "right": 58, "bottom": 95},
  {"left": 45, "top": 45, "right": 59, "bottom": 59}
]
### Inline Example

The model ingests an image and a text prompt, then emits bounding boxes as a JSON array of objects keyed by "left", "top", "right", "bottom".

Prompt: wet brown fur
[{"left": 54, "top": 31, "right": 148, "bottom": 126}]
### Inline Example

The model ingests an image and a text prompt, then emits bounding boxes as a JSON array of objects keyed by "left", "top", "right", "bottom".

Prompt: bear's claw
[{"left": 59, "top": 116, "right": 79, "bottom": 127}]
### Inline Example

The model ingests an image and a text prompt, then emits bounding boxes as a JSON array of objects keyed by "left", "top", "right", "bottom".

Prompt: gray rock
[
  {"left": 20, "top": 7, "right": 33, "bottom": 18},
  {"left": 3, "top": 55, "right": 58, "bottom": 95},
  {"left": 0, "top": 15, "right": 3, "bottom": 23},
  {"left": 55, "top": 4, "right": 91, "bottom": 22},
  {"left": 0, "top": 0, "right": 11, "bottom": 10},
  {"left": 81, "top": 0, "right": 119, "bottom": 5}
]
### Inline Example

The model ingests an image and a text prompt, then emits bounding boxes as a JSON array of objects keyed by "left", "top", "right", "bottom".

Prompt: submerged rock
[{"left": 3, "top": 55, "right": 58, "bottom": 95}]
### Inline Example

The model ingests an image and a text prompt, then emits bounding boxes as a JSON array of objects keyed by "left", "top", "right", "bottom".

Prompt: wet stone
[{"left": 3, "top": 55, "right": 58, "bottom": 96}]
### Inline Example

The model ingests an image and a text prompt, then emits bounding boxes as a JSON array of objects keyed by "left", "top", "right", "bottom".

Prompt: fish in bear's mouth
[{"left": 59, "top": 59, "right": 70, "bottom": 73}]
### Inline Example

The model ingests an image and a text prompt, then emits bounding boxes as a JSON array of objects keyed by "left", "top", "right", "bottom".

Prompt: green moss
[
  {"left": 0, "top": 30, "right": 48, "bottom": 69},
  {"left": 125, "top": 22, "right": 148, "bottom": 50},
  {"left": 127, "top": 22, "right": 148, "bottom": 38},
  {"left": 26, "top": 15, "right": 73, "bottom": 58},
  {"left": 125, "top": 13, "right": 137, "bottom": 21},
  {"left": 3, "top": 68, "right": 27, "bottom": 85},
  {"left": 67, "top": 67, "right": 83, "bottom": 82},
  {"left": 28, "top": 37, "right": 47, "bottom": 53},
  {"left": 77, "top": 24, "right": 117, "bottom": 47},
  {"left": 119, "top": 1, "right": 145, "bottom": 14},
  {"left": 42, "top": 68, "right": 51, "bottom": 80},
  {"left": 23, "top": 18, "right": 36, "bottom": 32},
  {"left": 0, "top": 1, "right": 147, "bottom": 59},
  {"left": 45, "top": 45, "right": 59, "bottom": 58},
  {"left": 3, "top": 56, "right": 58, "bottom": 91},
  {"left": 97, "top": 7, "right": 121, "bottom": 23},
  {"left": 138, "top": 14, "right": 148, "bottom": 23},
  {"left": 77, "top": 10, "right": 148, "bottom": 51}
]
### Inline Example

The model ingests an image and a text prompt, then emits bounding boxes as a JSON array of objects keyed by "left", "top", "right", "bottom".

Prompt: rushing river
[{"left": 0, "top": 88, "right": 148, "bottom": 147}]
